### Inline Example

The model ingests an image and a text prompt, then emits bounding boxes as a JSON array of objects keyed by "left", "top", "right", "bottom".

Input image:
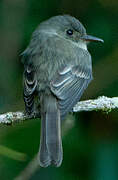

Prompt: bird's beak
[{"left": 81, "top": 35, "right": 104, "bottom": 43}]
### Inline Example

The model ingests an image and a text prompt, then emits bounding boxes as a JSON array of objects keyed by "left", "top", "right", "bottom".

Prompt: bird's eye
[{"left": 66, "top": 29, "right": 73, "bottom": 35}]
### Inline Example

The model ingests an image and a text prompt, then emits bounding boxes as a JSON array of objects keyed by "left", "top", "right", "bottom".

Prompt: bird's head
[{"left": 38, "top": 15, "right": 104, "bottom": 50}]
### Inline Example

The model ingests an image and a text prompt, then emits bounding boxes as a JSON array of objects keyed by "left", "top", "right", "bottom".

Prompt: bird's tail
[{"left": 39, "top": 93, "right": 63, "bottom": 167}]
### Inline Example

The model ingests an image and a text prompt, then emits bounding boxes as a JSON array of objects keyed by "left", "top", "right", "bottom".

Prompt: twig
[
  {"left": 73, "top": 96, "right": 118, "bottom": 112},
  {"left": 8, "top": 96, "right": 118, "bottom": 180},
  {"left": 15, "top": 155, "right": 39, "bottom": 180},
  {"left": 0, "top": 96, "right": 118, "bottom": 125},
  {"left": 0, "top": 145, "right": 27, "bottom": 162}
]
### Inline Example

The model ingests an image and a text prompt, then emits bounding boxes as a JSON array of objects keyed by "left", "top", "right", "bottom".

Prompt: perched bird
[{"left": 22, "top": 15, "right": 103, "bottom": 167}]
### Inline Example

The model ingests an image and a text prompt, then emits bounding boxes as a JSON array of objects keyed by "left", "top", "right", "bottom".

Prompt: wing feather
[
  {"left": 23, "top": 65, "right": 37, "bottom": 114},
  {"left": 24, "top": 66, "right": 37, "bottom": 96},
  {"left": 51, "top": 63, "right": 92, "bottom": 119}
]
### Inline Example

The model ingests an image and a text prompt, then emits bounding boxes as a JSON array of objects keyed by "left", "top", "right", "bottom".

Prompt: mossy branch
[{"left": 0, "top": 96, "right": 118, "bottom": 125}]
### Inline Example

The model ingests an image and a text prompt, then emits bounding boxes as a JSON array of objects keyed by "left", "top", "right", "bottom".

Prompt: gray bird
[{"left": 22, "top": 15, "right": 103, "bottom": 167}]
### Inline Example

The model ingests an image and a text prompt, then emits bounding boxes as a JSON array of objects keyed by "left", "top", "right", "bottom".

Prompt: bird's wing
[
  {"left": 50, "top": 53, "right": 92, "bottom": 119},
  {"left": 22, "top": 50, "right": 37, "bottom": 114},
  {"left": 23, "top": 65, "right": 37, "bottom": 96}
]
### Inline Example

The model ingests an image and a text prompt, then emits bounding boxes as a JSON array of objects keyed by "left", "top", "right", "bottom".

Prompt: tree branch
[
  {"left": 3, "top": 96, "right": 118, "bottom": 180},
  {"left": 0, "top": 96, "right": 118, "bottom": 125},
  {"left": 73, "top": 96, "right": 118, "bottom": 112}
]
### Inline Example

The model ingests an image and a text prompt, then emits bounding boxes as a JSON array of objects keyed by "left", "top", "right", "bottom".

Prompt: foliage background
[{"left": 0, "top": 0, "right": 118, "bottom": 179}]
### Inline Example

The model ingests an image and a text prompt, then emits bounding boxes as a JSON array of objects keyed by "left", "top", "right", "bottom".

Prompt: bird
[{"left": 21, "top": 15, "right": 103, "bottom": 167}]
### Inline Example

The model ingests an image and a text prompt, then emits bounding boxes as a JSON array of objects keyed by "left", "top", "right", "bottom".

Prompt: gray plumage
[{"left": 22, "top": 15, "right": 103, "bottom": 167}]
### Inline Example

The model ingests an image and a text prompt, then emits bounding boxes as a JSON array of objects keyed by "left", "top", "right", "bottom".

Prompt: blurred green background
[{"left": 0, "top": 0, "right": 118, "bottom": 179}]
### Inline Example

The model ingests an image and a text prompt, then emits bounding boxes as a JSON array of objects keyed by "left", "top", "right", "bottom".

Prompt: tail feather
[
  {"left": 39, "top": 111, "right": 51, "bottom": 167},
  {"left": 39, "top": 94, "right": 63, "bottom": 167}
]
